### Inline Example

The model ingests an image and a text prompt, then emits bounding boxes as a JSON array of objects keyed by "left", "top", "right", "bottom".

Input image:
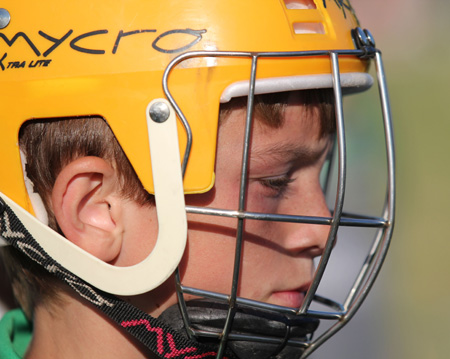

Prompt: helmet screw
[
  {"left": 149, "top": 101, "right": 170, "bottom": 123},
  {"left": 0, "top": 9, "right": 10, "bottom": 29},
  {"left": 363, "top": 28, "right": 376, "bottom": 47},
  {"left": 354, "top": 27, "right": 369, "bottom": 48}
]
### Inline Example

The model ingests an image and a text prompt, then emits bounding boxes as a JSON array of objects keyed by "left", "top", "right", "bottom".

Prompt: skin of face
[{"left": 119, "top": 92, "right": 332, "bottom": 316}]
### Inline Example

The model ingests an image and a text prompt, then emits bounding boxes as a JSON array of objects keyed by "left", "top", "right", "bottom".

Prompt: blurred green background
[{"left": 320, "top": 0, "right": 450, "bottom": 358}]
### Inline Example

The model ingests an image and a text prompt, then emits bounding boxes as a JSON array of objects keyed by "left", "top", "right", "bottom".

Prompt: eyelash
[{"left": 258, "top": 175, "right": 295, "bottom": 197}]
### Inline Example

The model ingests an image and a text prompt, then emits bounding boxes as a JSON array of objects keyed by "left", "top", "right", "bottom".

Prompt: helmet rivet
[
  {"left": 355, "top": 27, "right": 369, "bottom": 48},
  {"left": 0, "top": 9, "right": 11, "bottom": 29},
  {"left": 149, "top": 101, "right": 170, "bottom": 123},
  {"left": 363, "top": 29, "right": 376, "bottom": 47}
]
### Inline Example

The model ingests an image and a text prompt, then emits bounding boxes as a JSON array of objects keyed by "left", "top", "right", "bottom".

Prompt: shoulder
[{"left": 0, "top": 309, "right": 32, "bottom": 359}]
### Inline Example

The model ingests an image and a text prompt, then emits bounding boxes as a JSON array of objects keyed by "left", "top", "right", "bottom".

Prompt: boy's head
[
  {"left": 0, "top": 1, "right": 395, "bottom": 358},
  {"left": 5, "top": 89, "right": 335, "bottom": 315}
]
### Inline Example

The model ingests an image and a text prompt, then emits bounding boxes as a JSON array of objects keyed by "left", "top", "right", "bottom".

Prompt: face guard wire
[{"left": 161, "top": 28, "right": 395, "bottom": 359}]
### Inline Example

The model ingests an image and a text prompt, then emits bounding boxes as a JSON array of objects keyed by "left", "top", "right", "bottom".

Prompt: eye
[{"left": 258, "top": 175, "right": 295, "bottom": 197}]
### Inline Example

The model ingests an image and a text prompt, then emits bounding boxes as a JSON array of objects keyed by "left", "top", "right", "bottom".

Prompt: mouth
[{"left": 271, "top": 283, "right": 311, "bottom": 308}]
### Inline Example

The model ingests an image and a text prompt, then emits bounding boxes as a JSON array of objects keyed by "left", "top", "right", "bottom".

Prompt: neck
[{"left": 26, "top": 292, "right": 157, "bottom": 359}]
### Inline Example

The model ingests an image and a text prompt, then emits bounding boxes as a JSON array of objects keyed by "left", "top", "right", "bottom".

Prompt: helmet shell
[{"left": 0, "top": 0, "right": 366, "bottom": 213}]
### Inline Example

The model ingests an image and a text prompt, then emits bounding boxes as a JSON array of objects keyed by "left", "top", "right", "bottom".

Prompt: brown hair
[
  {"left": 19, "top": 117, "right": 153, "bottom": 232},
  {"left": 219, "top": 89, "right": 335, "bottom": 137}
]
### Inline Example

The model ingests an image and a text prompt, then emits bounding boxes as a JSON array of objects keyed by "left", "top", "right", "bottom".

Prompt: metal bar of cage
[
  {"left": 299, "top": 51, "right": 347, "bottom": 315},
  {"left": 180, "top": 285, "right": 347, "bottom": 320},
  {"left": 215, "top": 54, "right": 260, "bottom": 358},
  {"left": 185, "top": 206, "right": 388, "bottom": 228},
  {"left": 161, "top": 46, "right": 395, "bottom": 359},
  {"left": 343, "top": 224, "right": 386, "bottom": 310},
  {"left": 300, "top": 49, "right": 395, "bottom": 358},
  {"left": 322, "top": 137, "right": 337, "bottom": 197}
]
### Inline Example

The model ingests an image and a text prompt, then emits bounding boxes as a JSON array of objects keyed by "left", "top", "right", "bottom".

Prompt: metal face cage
[{"left": 162, "top": 29, "right": 395, "bottom": 358}]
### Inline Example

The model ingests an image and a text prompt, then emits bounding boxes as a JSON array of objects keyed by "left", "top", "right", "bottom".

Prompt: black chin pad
[{"left": 159, "top": 300, "right": 319, "bottom": 359}]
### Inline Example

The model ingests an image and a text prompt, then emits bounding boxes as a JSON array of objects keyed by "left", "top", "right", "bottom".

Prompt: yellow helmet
[
  {"left": 0, "top": 1, "right": 394, "bottom": 358},
  {"left": 0, "top": 0, "right": 372, "bottom": 207}
]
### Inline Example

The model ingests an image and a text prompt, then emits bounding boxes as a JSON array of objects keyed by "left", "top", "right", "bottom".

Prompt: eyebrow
[{"left": 251, "top": 139, "right": 332, "bottom": 167}]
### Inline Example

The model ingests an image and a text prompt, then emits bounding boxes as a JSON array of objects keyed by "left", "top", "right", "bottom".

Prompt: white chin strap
[{"left": 0, "top": 99, "right": 187, "bottom": 296}]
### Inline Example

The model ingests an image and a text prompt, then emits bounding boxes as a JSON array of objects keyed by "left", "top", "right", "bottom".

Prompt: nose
[{"left": 280, "top": 181, "right": 331, "bottom": 256}]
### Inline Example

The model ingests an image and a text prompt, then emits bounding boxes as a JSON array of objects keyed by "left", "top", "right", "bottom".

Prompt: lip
[
  {"left": 271, "top": 283, "right": 311, "bottom": 308},
  {"left": 271, "top": 291, "right": 305, "bottom": 308}
]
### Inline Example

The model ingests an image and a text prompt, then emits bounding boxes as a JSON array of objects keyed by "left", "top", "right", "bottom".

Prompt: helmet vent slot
[
  {"left": 284, "top": 0, "right": 317, "bottom": 9},
  {"left": 293, "top": 22, "right": 325, "bottom": 34}
]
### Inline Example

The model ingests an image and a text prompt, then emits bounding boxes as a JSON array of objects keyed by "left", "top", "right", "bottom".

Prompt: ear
[{"left": 51, "top": 156, "right": 124, "bottom": 262}]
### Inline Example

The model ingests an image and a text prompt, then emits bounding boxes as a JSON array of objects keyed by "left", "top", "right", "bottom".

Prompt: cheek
[
  {"left": 180, "top": 222, "right": 237, "bottom": 293},
  {"left": 180, "top": 165, "right": 284, "bottom": 296},
  {"left": 113, "top": 204, "right": 159, "bottom": 266},
  {"left": 246, "top": 183, "right": 279, "bottom": 213},
  {"left": 181, "top": 219, "right": 278, "bottom": 300},
  {"left": 180, "top": 171, "right": 243, "bottom": 292}
]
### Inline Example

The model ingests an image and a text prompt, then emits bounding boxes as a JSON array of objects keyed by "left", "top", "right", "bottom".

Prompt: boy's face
[{"left": 126, "top": 92, "right": 332, "bottom": 315}]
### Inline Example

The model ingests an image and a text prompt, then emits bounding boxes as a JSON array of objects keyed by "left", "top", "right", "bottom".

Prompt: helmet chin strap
[
  {"left": 159, "top": 300, "right": 319, "bottom": 359},
  {"left": 0, "top": 99, "right": 188, "bottom": 296},
  {"left": 0, "top": 196, "right": 319, "bottom": 359},
  {"left": 0, "top": 196, "right": 234, "bottom": 359}
]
